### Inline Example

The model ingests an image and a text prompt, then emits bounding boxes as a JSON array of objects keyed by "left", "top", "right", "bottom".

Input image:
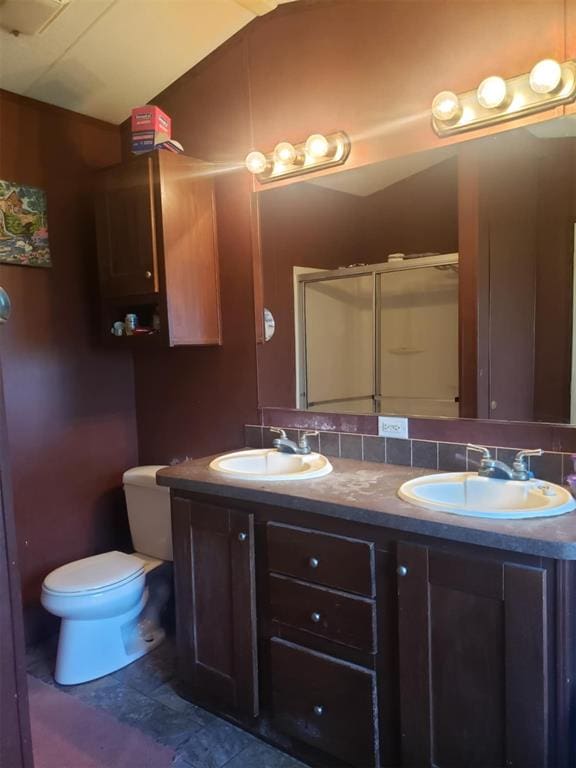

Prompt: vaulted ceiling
[{"left": 0, "top": 0, "right": 297, "bottom": 124}]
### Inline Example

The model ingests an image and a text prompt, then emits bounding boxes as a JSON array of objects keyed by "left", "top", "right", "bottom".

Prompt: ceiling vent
[{"left": 0, "top": 0, "right": 71, "bottom": 36}]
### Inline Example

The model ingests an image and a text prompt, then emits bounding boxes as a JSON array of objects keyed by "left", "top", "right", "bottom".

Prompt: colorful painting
[{"left": 0, "top": 180, "right": 51, "bottom": 267}]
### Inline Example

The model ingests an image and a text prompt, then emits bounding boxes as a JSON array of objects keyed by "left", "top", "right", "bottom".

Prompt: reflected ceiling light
[
  {"left": 477, "top": 76, "right": 508, "bottom": 109},
  {"left": 245, "top": 150, "right": 268, "bottom": 175},
  {"left": 431, "top": 91, "right": 461, "bottom": 122},
  {"left": 529, "top": 58, "right": 563, "bottom": 94},
  {"left": 244, "top": 131, "right": 351, "bottom": 183},
  {"left": 432, "top": 58, "right": 576, "bottom": 136},
  {"left": 305, "top": 133, "right": 331, "bottom": 159},
  {"left": 273, "top": 141, "right": 298, "bottom": 164}
]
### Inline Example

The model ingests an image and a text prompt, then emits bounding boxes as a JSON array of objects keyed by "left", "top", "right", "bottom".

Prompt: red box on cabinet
[
  {"left": 131, "top": 105, "right": 171, "bottom": 154},
  {"left": 131, "top": 105, "right": 171, "bottom": 138}
]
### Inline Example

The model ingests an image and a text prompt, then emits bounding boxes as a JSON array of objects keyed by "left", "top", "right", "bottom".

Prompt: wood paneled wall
[
  {"left": 0, "top": 364, "right": 32, "bottom": 767},
  {"left": 0, "top": 90, "right": 138, "bottom": 641},
  {"left": 533, "top": 139, "right": 575, "bottom": 422},
  {"left": 133, "top": 0, "right": 571, "bottom": 461},
  {"left": 361, "top": 159, "right": 459, "bottom": 263},
  {"left": 246, "top": 0, "right": 566, "bottom": 173}
]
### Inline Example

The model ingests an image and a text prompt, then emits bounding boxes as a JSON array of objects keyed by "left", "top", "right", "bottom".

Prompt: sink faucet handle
[
  {"left": 514, "top": 449, "right": 543, "bottom": 462},
  {"left": 513, "top": 448, "right": 542, "bottom": 469},
  {"left": 269, "top": 427, "right": 287, "bottom": 439},
  {"left": 298, "top": 430, "right": 319, "bottom": 453},
  {"left": 466, "top": 444, "right": 494, "bottom": 460},
  {"left": 512, "top": 448, "right": 542, "bottom": 480}
]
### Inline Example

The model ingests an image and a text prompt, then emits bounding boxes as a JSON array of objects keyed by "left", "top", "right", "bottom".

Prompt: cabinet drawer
[
  {"left": 266, "top": 523, "right": 375, "bottom": 596},
  {"left": 270, "top": 638, "right": 379, "bottom": 767},
  {"left": 269, "top": 574, "right": 376, "bottom": 653}
]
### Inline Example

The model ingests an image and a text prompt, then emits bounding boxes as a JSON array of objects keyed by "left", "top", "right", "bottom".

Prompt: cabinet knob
[
  {"left": 397, "top": 565, "right": 408, "bottom": 577},
  {"left": 238, "top": 532, "right": 248, "bottom": 542},
  {"left": 310, "top": 611, "right": 321, "bottom": 623},
  {"left": 309, "top": 557, "right": 320, "bottom": 569},
  {"left": 313, "top": 705, "right": 324, "bottom": 716},
  {"left": 145, "top": 270, "right": 152, "bottom": 279}
]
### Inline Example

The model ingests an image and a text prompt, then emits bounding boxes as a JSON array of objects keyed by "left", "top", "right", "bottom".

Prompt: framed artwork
[{"left": 0, "top": 180, "right": 51, "bottom": 267}]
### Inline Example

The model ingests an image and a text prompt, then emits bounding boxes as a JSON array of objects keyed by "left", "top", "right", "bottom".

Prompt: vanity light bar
[
  {"left": 431, "top": 59, "right": 576, "bottom": 137},
  {"left": 244, "top": 131, "right": 351, "bottom": 183}
]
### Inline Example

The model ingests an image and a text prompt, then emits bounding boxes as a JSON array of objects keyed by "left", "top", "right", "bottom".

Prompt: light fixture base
[
  {"left": 255, "top": 131, "right": 351, "bottom": 183},
  {"left": 432, "top": 60, "right": 576, "bottom": 137}
]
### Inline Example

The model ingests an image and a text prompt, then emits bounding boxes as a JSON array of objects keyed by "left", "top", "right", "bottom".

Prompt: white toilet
[{"left": 41, "top": 466, "right": 172, "bottom": 685}]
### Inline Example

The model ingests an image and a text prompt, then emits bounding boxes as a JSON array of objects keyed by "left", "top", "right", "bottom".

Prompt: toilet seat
[{"left": 43, "top": 551, "right": 145, "bottom": 595}]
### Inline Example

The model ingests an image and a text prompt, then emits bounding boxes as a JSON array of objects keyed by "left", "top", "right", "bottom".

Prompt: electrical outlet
[{"left": 378, "top": 416, "right": 409, "bottom": 440}]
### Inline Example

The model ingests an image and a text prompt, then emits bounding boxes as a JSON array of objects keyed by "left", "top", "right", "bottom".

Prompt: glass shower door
[
  {"left": 303, "top": 275, "right": 374, "bottom": 412},
  {"left": 377, "top": 265, "right": 459, "bottom": 417}
]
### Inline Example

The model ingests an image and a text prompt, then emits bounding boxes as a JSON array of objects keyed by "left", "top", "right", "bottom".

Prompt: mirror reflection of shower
[{"left": 295, "top": 254, "right": 459, "bottom": 416}]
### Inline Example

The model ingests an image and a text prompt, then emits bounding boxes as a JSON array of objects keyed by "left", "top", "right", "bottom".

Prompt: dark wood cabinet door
[
  {"left": 171, "top": 496, "right": 258, "bottom": 716},
  {"left": 397, "top": 543, "right": 549, "bottom": 768},
  {"left": 158, "top": 152, "right": 221, "bottom": 346},
  {"left": 95, "top": 154, "right": 158, "bottom": 297}
]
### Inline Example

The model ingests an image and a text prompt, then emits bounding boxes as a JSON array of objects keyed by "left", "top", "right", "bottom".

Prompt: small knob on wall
[{"left": 397, "top": 565, "right": 408, "bottom": 577}]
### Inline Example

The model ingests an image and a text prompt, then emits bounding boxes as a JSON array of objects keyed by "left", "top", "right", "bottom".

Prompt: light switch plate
[{"left": 378, "top": 416, "right": 409, "bottom": 440}]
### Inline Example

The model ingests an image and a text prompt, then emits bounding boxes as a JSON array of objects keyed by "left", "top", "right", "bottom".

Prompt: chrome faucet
[
  {"left": 467, "top": 444, "right": 542, "bottom": 480},
  {"left": 270, "top": 427, "right": 319, "bottom": 455}
]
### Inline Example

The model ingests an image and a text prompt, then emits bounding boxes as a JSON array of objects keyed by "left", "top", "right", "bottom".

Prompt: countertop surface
[{"left": 157, "top": 454, "right": 576, "bottom": 559}]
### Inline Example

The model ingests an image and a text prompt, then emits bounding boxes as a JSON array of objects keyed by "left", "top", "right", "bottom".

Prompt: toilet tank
[{"left": 123, "top": 466, "right": 172, "bottom": 561}]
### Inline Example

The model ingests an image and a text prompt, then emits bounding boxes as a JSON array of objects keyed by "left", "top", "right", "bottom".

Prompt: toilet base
[{"left": 55, "top": 589, "right": 165, "bottom": 685}]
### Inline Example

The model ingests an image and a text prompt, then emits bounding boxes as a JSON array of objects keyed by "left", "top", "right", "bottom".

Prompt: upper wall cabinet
[{"left": 95, "top": 151, "right": 222, "bottom": 347}]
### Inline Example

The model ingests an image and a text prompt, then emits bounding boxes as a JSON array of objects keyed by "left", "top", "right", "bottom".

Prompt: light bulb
[
  {"left": 431, "top": 91, "right": 461, "bottom": 122},
  {"left": 245, "top": 150, "right": 268, "bottom": 175},
  {"left": 273, "top": 141, "right": 297, "bottom": 164},
  {"left": 530, "top": 58, "right": 562, "bottom": 94},
  {"left": 477, "top": 76, "right": 508, "bottom": 109},
  {"left": 305, "top": 133, "right": 330, "bottom": 159}
]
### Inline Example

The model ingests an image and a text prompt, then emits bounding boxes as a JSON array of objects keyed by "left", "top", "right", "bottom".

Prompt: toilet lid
[{"left": 43, "top": 551, "right": 145, "bottom": 594}]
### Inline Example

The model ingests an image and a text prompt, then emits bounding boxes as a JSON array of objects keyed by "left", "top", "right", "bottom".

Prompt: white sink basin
[
  {"left": 398, "top": 472, "right": 576, "bottom": 519},
  {"left": 209, "top": 448, "right": 333, "bottom": 482}
]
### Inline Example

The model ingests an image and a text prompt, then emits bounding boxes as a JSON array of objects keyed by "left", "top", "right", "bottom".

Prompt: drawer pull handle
[
  {"left": 238, "top": 532, "right": 248, "bottom": 542},
  {"left": 145, "top": 270, "right": 153, "bottom": 279},
  {"left": 310, "top": 611, "right": 321, "bottom": 623},
  {"left": 313, "top": 705, "right": 324, "bottom": 717},
  {"left": 397, "top": 565, "right": 408, "bottom": 577},
  {"left": 309, "top": 557, "right": 320, "bottom": 569}
]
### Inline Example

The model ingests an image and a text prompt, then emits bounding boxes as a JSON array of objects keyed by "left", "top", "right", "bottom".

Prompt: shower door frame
[{"left": 296, "top": 253, "right": 459, "bottom": 413}]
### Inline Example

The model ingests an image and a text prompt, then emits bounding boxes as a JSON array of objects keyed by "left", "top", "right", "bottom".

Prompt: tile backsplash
[{"left": 245, "top": 425, "right": 573, "bottom": 486}]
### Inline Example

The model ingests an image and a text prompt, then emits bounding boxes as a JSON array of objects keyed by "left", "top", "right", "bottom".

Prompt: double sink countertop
[{"left": 157, "top": 454, "right": 576, "bottom": 560}]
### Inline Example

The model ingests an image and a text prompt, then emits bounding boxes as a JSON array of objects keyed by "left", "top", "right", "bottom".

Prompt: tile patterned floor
[{"left": 27, "top": 637, "right": 308, "bottom": 768}]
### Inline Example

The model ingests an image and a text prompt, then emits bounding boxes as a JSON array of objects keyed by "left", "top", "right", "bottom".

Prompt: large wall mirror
[{"left": 256, "top": 116, "right": 576, "bottom": 424}]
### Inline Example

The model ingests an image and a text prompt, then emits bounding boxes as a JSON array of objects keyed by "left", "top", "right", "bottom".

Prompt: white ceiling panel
[
  {"left": 0, "top": 0, "right": 115, "bottom": 95},
  {"left": 0, "top": 0, "right": 297, "bottom": 124}
]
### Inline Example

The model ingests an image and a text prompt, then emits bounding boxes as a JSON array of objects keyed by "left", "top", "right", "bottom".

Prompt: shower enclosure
[{"left": 296, "top": 254, "right": 459, "bottom": 417}]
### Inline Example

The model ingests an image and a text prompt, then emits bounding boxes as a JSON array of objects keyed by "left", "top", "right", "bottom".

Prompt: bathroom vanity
[{"left": 157, "top": 457, "right": 576, "bottom": 768}]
